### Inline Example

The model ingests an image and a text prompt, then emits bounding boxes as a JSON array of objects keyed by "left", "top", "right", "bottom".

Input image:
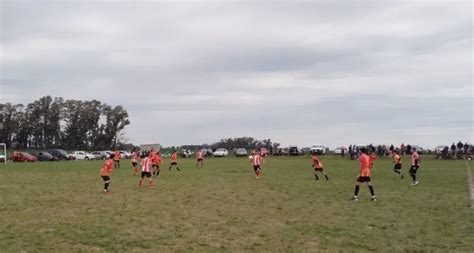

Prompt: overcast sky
[{"left": 1, "top": 1, "right": 472, "bottom": 149}]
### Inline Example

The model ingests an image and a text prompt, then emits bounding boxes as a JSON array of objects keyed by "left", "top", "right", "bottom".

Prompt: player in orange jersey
[
  {"left": 113, "top": 150, "right": 121, "bottom": 169},
  {"left": 311, "top": 153, "right": 329, "bottom": 180},
  {"left": 392, "top": 150, "right": 404, "bottom": 179},
  {"left": 353, "top": 147, "right": 376, "bottom": 201},
  {"left": 169, "top": 151, "right": 180, "bottom": 171},
  {"left": 152, "top": 151, "right": 162, "bottom": 176},
  {"left": 100, "top": 154, "right": 115, "bottom": 193}
]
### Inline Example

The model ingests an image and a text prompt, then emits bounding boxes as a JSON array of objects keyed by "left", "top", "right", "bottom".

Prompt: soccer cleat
[
  {"left": 414, "top": 180, "right": 419, "bottom": 186},
  {"left": 401, "top": 173, "right": 404, "bottom": 179},
  {"left": 371, "top": 196, "right": 377, "bottom": 202},
  {"left": 103, "top": 189, "right": 109, "bottom": 193},
  {"left": 353, "top": 196, "right": 359, "bottom": 201}
]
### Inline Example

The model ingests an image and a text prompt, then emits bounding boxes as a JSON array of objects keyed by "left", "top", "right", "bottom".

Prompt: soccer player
[
  {"left": 312, "top": 153, "right": 329, "bottom": 180},
  {"left": 152, "top": 151, "right": 161, "bottom": 176},
  {"left": 100, "top": 154, "right": 115, "bottom": 193},
  {"left": 138, "top": 153, "right": 154, "bottom": 188},
  {"left": 113, "top": 150, "right": 121, "bottom": 169},
  {"left": 393, "top": 150, "right": 404, "bottom": 179},
  {"left": 196, "top": 149, "right": 204, "bottom": 168},
  {"left": 169, "top": 151, "right": 180, "bottom": 171},
  {"left": 250, "top": 149, "right": 264, "bottom": 179},
  {"left": 131, "top": 149, "right": 139, "bottom": 175},
  {"left": 353, "top": 147, "right": 376, "bottom": 201},
  {"left": 409, "top": 148, "right": 420, "bottom": 186}
]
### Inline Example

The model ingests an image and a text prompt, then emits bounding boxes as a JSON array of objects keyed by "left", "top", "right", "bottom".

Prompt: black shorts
[
  {"left": 314, "top": 167, "right": 323, "bottom": 171},
  {"left": 197, "top": 159, "right": 203, "bottom": 162},
  {"left": 152, "top": 164, "right": 160, "bottom": 169},
  {"left": 141, "top": 171, "right": 152, "bottom": 178},
  {"left": 171, "top": 162, "right": 177, "bottom": 166},
  {"left": 394, "top": 164, "right": 401, "bottom": 170},
  {"left": 132, "top": 162, "right": 137, "bottom": 166},
  {"left": 253, "top": 165, "right": 261, "bottom": 172},
  {"left": 101, "top": 176, "right": 110, "bottom": 181},
  {"left": 357, "top": 176, "right": 371, "bottom": 182},
  {"left": 409, "top": 166, "right": 419, "bottom": 174},
  {"left": 114, "top": 160, "right": 120, "bottom": 163}
]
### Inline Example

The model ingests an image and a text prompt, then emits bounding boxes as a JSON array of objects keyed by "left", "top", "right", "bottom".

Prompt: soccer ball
[{"left": 248, "top": 155, "right": 253, "bottom": 160}]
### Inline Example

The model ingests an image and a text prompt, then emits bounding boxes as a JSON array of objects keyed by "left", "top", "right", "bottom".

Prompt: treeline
[
  {"left": 0, "top": 96, "right": 130, "bottom": 150},
  {"left": 181, "top": 137, "right": 279, "bottom": 152}
]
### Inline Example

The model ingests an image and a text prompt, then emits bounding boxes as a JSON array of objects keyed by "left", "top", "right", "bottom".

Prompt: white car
[
  {"left": 213, "top": 148, "right": 229, "bottom": 157},
  {"left": 70, "top": 151, "right": 96, "bottom": 160},
  {"left": 310, "top": 145, "right": 326, "bottom": 155},
  {"left": 120, "top": 151, "right": 131, "bottom": 159},
  {"left": 334, "top": 147, "right": 346, "bottom": 154}
]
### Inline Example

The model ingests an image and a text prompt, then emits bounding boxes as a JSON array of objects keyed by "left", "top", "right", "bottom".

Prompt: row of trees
[
  {"left": 180, "top": 137, "right": 279, "bottom": 153},
  {"left": 0, "top": 96, "right": 130, "bottom": 150}
]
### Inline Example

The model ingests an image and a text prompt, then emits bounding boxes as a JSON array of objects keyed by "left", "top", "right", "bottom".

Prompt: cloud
[{"left": 1, "top": 1, "right": 472, "bottom": 148}]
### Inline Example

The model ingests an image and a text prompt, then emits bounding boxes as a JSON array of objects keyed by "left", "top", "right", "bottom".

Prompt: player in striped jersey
[
  {"left": 196, "top": 149, "right": 204, "bottom": 168},
  {"left": 250, "top": 149, "right": 265, "bottom": 179},
  {"left": 169, "top": 151, "right": 180, "bottom": 171},
  {"left": 138, "top": 153, "right": 154, "bottom": 188},
  {"left": 409, "top": 148, "right": 420, "bottom": 186},
  {"left": 100, "top": 154, "right": 115, "bottom": 193},
  {"left": 312, "top": 153, "right": 329, "bottom": 180},
  {"left": 353, "top": 147, "right": 376, "bottom": 201},
  {"left": 392, "top": 150, "right": 404, "bottom": 179}
]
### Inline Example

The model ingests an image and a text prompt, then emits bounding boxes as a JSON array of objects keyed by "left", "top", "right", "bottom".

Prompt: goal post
[{"left": 0, "top": 143, "right": 6, "bottom": 164}]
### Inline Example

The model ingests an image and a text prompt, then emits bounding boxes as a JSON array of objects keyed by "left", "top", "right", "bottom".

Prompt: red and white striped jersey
[
  {"left": 252, "top": 154, "right": 262, "bottom": 166},
  {"left": 197, "top": 151, "right": 203, "bottom": 159},
  {"left": 411, "top": 152, "right": 419, "bottom": 166},
  {"left": 141, "top": 157, "right": 152, "bottom": 172}
]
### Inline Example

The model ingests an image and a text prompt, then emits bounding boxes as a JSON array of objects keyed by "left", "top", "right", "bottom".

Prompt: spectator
[
  {"left": 451, "top": 143, "right": 456, "bottom": 157},
  {"left": 405, "top": 144, "right": 412, "bottom": 155}
]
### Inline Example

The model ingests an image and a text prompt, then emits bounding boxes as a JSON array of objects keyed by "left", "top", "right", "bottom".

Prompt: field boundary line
[{"left": 466, "top": 159, "right": 474, "bottom": 210}]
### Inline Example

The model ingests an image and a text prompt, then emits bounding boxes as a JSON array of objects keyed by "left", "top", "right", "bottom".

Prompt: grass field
[{"left": 0, "top": 155, "right": 473, "bottom": 252}]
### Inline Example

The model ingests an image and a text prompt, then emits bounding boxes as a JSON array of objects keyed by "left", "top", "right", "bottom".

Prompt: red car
[
  {"left": 11, "top": 151, "right": 37, "bottom": 162},
  {"left": 260, "top": 148, "right": 269, "bottom": 157}
]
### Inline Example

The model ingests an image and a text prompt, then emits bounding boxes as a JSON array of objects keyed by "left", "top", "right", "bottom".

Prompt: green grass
[{"left": 0, "top": 156, "right": 473, "bottom": 252}]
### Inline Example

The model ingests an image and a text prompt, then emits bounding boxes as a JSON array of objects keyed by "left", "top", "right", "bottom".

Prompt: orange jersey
[
  {"left": 100, "top": 159, "right": 114, "bottom": 176},
  {"left": 312, "top": 155, "right": 323, "bottom": 168},
  {"left": 393, "top": 154, "right": 401, "bottom": 164},
  {"left": 171, "top": 153, "right": 177, "bottom": 162},
  {"left": 358, "top": 153, "right": 371, "bottom": 177},
  {"left": 114, "top": 151, "right": 121, "bottom": 161},
  {"left": 152, "top": 154, "right": 161, "bottom": 165}
]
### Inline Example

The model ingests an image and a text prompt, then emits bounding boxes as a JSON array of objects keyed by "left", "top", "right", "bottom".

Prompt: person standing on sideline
[
  {"left": 409, "top": 148, "right": 421, "bottom": 186},
  {"left": 100, "top": 154, "right": 115, "bottom": 193},
  {"left": 353, "top": 147, "right": 376, "bottom": 202}
]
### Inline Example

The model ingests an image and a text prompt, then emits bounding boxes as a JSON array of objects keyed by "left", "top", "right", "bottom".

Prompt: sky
[{"left": 0, "top": 1, "right": 472, "bottom": 149}]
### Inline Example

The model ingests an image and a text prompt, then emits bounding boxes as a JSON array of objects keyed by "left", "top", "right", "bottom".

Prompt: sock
[
  {"left": 148, "top": 180, "right": 153, "bottom": 187},
  {"left": 138, "top": 180, "right": 143, "bottom": 188},
  {"left": 354, "top": 185, "right": 360, "bottom": 196},
  {"left": 169, "top": 166, "right": 171, "bottom": 171},
  {"left": 324, "top": 174, "right": 329, "bottom": 180},
  {"left": 177, "top": 167, "right": 180, "bottom": 171},
  {"left": 411, "top": 173, "right": 416, "bottom": 182},
  {"left": 369, "top": 185, "right": 375, "bottom": 196},
  {"left": 314, "top": 173, "right": 319, "bottom": 180},
  {"left": 104, "top": 183, "right": 109, "bottom": 190}
]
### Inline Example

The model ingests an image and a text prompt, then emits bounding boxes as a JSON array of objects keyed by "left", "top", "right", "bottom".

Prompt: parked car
[
  {"left": 201, "top": 148, "right": 214, "bottom": 157},
  {"left": 260, "top": 148, "right": 269, "bottom": 156},
  {"left": 10, "top": 151, "right": 37, "bottom": 162},
  {"left": 289, "top": 146, "right": 300, "bottom": 156},
  {"left": 91, "top": 151, "right": 108, "bottom": 160},
  {"left": 310, "top": 145, "right": 326, "bottom": 155},
  {"left": 273, "top": 147, "right": 289, "bottom": 156},
  {"left": 120, "top": 151, "right": 132, "bottom": 159},
  {"left": 334, "top": 147, "right": 346, "bottom": 155},
  {"left": 70, "top": 151, "right": 96, "bottom": 160},
  {"left": 47, "top": 149, "right": 71, "bottom": 160},
  {"left": 179, "top": 149, "right": 193, "bottom": 158},
  {"left": 235, "top": 148, "right": 248, "bottom": 157},
  {"left": 32, "top": 151, "right": 56, "bottom": 161},
  {"left": 213, "top": 148, "right": 229, "bottom": 157}
]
